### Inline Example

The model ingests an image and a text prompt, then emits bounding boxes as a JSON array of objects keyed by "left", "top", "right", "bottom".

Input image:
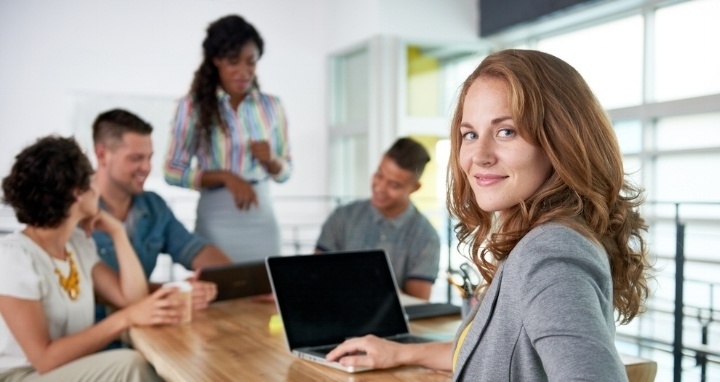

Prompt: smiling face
[
  {"left": 97, "top": 132, "right": 153, "bottom": 197},
  {"left": 458, "top": 77, "right": 552, "bottom": 214},
  {"left": 213, "top": 41, "right": 259, "bottom": 102},
  {"left": 371, "top": 155, "right": 421, "bottom": 218}
]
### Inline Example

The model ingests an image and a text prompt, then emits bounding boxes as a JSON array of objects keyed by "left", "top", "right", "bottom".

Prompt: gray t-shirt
[{"left": 316, "top": 200, "right": 440, "bottom": 287}]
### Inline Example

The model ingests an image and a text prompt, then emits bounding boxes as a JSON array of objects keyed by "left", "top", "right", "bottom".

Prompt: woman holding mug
[{"left": 0, "top": 136, "right": 184, "bottom": 381}]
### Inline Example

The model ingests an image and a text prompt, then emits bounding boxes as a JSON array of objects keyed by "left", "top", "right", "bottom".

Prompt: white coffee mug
[{"left": 163, "top": 280, "right": 193, "bottom": 324}]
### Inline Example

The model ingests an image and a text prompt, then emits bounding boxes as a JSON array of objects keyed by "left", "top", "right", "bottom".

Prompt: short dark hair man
[
  {"left": 92, "top": 109, "right": 231, "bottom": 323},
  {"left": 315, "top": 137, "right": 440, "bottom": 300}
]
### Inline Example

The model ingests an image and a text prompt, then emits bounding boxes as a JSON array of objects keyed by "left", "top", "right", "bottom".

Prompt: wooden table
[
  {"left": 130, "top": 298, "right": 454, "bottom": 381},
  {"left": 129, "top": 298, "right": 657, "bottom": 382}
]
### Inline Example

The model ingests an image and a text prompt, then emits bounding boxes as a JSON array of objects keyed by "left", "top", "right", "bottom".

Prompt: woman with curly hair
[
  {"left": 164, "top": 14, "right": 291, "bottom": 262},
  {"left": 326, "top": 49, "right": 651, "bottom": 381},
  {"left": 0, "top": 136, "right": 184, "bottom": 381}
]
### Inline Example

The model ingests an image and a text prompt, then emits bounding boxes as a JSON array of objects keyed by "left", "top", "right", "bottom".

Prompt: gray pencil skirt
[{"left": 195, "top": 181, "right": 281, "bottom": 262}]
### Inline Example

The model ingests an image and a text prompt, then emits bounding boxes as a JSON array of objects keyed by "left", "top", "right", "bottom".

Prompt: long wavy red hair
[{"left": 446, "top": 49, "right": 650, "bottom": 324}]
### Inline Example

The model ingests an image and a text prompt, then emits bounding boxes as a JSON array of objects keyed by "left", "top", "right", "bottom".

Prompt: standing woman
[
  {"left": 327, "top": 49, "right": 651, "bottom": 381},
  {"left": 0, "top": 136, "right": 182, "bottom": 381},
  {"left": 165, "top": 15, "right": 291, "bottom": 262}
]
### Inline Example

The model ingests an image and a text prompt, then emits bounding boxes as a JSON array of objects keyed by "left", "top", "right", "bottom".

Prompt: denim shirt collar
[{"left": 98, "top": 196, "right": 148, "bottom": 236}]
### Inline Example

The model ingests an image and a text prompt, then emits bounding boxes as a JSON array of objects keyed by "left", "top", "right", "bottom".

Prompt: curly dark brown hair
[
  {"left": 2, "top": 136, "right": 94, "bottom": 228},
  {"left": 190, "top": 14, "right": 264, "bottom": 146}
]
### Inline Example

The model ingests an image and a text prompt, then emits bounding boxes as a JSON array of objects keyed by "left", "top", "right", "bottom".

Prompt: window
[
  {"left": 330, "top": 48, "right": 369, "bottom": 126},
  {"left": 654, "top": 0, "right": 720, "bottom": 101},
  {"left": 614, "top": 119, "right": 643, "bottom": 154},
  {"left": 329, "top": 46, "right": 371, "bottom": 199},
  {"left": 655, "top": 112, "right": 720, "bottom": 150},
  {"left": 537, "top": 16, "right": 644, "bottom": 109},
  {"left": 430, "top": 1, "right": 720, "bottom": 378}
]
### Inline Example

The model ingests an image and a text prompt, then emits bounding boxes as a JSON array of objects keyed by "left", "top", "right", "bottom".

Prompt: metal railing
[{"left": 634, "top": 202, "right": 720, "bottom": 381}]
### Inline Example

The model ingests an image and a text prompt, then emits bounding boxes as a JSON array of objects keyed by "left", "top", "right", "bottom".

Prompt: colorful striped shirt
[{"left": 164, "top": 88, "right": 292, "bottom": 190}]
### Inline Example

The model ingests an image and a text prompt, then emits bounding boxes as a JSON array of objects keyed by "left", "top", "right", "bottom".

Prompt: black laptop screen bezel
[{"left": 267, "top": 250, "right": 410, "bottom": 350}]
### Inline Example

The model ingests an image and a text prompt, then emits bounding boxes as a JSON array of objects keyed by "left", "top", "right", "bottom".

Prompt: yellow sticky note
[{"left": 268, "top": 314, "right": 284, "bottom": 334}]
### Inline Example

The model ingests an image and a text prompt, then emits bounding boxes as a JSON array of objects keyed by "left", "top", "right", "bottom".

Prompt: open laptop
[
  {"left": 266, "top": 249, "right": 436, "bottom": 373},
  {"left": 199, "top": 260, "right": 271, "bottom": 301}
]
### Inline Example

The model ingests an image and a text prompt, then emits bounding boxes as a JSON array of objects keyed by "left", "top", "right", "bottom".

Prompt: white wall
[
  {"left": 0, "top": 0, "right": 479, "bottom": 236},
  {"left": 324, "top": 0, "right": 479, "bottom": 53},
  {"left": 0, "top": 0, "right": 478, "bottom": 187},
  {"left": 379, "top": 0, "right": 479, "bottom": 43},
  {"left": 0, "top": 0, "right": 329, "bottom": 198}
]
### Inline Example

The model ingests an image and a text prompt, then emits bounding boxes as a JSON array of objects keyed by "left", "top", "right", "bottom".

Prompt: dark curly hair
[
  {"left": 2, "top": 136, "right": 94, "bottom": 228},
  {"left": 190, "top": 14, "right": 264, "bottom": 146}
]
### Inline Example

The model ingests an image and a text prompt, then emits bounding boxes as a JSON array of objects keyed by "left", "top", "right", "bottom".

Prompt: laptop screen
[{"left": 267, "top": 250, "right": 410, "bottom": 350}]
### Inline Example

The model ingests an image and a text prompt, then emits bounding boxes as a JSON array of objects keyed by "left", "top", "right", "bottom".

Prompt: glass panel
[
  {"left": 654, "top": 153, "right": 720, "bottom": 202},
  {"left": 331, "top": 48, "right": 369, "bottom": 126},
  {"left": 623, "top": 156, "right": 642, "bottom": 186},
  {"left": 655, "top": 0, "right": 720, "bottom": 101},
  {"left": 329, "top": 135, "right": 368, "bottom": 201},
  {"left": 441, "top": 54, "right": 484, "bottom": 115},
  {"left": 683, "top": 220, "right": 720, "bottom": 262},
  {"left": 537, "top": 16, "right": 643, "bottom": 109},
  {"left": 407, "top": 47, "right": 441, "bottom": 117},
  {"left": 614, "top": 120, "right": 642, "bottom": 154},
  {"left": 655, "top": 112, "right": 720, "bottom": 150}
]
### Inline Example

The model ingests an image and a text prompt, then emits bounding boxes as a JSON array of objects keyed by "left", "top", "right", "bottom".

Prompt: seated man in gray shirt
[{"left": 315, "top": 138, "right": 440, "bottom": 300}]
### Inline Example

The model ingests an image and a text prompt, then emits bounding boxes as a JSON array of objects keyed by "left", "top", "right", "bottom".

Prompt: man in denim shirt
[{"left": 91, "top": 109, "right": 232, "bottom": 324}]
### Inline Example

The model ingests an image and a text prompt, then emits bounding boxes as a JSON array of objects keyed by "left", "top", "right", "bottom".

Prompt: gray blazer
[{"left": 453, "top": 223, "right": 629, "bottom": 382}]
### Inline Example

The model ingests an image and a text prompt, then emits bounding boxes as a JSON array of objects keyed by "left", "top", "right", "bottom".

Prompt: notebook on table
[
  {"left": 404, "top": 303, "right": 461, "bottom": 320},
  {"left": 398, "top": 293, "right": 462, "bottom": 320},
  {"left": 266, "top": 249, "right": 436, "bottom": 373},
  {"left": 198, "top": 260, "right": 271, "bottom": 301}
]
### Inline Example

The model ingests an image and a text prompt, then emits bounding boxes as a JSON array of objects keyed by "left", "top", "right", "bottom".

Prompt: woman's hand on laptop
[
  {"left": 326, "top": 335, "right": 406, "bottom": 369},
  {"left": 327, "top": 335, "right": 454, "bottom": 372}
]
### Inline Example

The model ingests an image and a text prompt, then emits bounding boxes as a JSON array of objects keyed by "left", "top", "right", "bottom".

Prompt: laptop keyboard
[{"left": 307, "top": 344, "right": 338, "bottom": 356}]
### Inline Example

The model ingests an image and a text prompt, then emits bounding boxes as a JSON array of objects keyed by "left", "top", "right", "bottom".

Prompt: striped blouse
[{"left": 164, "top": 88, "right": 292, "bottom": 190}]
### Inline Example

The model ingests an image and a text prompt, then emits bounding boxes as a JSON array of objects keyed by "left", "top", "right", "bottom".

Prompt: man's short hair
[
  {"left": 385, "top": 137, "right": 431, "bottom": 179},
  {"left": 92, "top": 109, "right": 153, "bottom": 146}
]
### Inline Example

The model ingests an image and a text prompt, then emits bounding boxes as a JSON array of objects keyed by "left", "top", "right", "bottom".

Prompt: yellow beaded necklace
[
  {"left": 23, "top": 229, "right": 81, "bottom": 301},
  {"left": 52, "top": 249, "right": 80, "bottom": 301}
]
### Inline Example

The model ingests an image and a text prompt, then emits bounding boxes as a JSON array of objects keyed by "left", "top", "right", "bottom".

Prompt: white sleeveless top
[{"left": 0, "top": 229, "right": 99, "bottom": 373}]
